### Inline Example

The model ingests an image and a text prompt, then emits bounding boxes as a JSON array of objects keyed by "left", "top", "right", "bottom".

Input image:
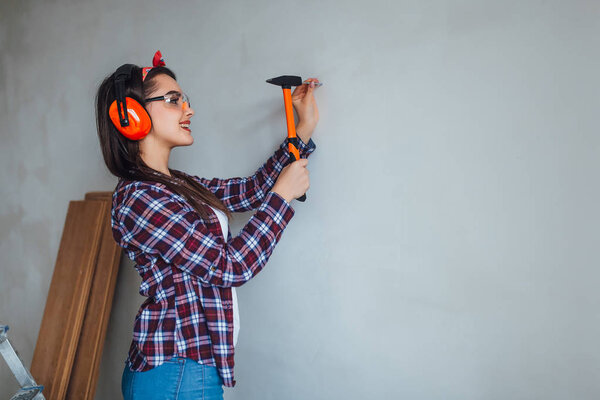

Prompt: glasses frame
[{"left": 144, "top": 91, "right": 191, "bottom": 110}]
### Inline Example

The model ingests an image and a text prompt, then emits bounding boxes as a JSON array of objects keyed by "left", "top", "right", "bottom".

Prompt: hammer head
[{"left": 266, "top": 75, "right": 303, "bottom": 88}]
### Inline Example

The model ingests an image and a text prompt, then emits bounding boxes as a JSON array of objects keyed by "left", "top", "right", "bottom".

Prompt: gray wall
[{"left": 1, "top": 0, "right": 599, "bottom": 399}]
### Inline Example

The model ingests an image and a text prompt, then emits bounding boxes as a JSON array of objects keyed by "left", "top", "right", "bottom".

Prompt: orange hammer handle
[
  {"left": 282, "top": 88, "right": 300, "bottom": 160},
  {"left": 282, "top": 88, "right": 306, "bottom": 202}
]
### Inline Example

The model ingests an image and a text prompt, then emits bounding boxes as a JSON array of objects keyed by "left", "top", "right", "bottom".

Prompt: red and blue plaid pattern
[{"left": 111, "top": 137, "right": 315, "bottom": 387}]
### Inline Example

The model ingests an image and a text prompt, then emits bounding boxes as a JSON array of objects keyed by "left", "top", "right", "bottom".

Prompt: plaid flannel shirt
[{"left": 111, "top": 137, "right": 316, "bottom": 387}]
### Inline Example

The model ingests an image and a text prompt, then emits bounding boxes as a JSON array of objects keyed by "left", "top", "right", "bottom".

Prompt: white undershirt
[{"left": 208, "top": 206, "right": 240, "bottom": 347}]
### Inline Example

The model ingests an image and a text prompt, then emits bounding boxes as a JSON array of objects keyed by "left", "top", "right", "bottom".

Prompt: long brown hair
[{"left": 95, "top": 64, "right": 232, "bottom": 222}]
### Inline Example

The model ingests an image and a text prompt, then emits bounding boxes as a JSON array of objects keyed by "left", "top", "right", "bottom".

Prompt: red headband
[{"left": 141, "top": 50, "right": 166, "bottom": 82}]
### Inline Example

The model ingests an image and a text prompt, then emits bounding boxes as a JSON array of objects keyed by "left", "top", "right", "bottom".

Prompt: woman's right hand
[{"left": 271, "top": 158, "right": 310, "bottom": 203}]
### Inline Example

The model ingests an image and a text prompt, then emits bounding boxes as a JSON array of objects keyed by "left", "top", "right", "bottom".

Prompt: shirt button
[{"left": 210, "top": 266, "right": 216, "bottom": 272}]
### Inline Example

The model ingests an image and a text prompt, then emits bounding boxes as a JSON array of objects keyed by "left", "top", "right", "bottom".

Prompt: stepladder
[{"left": 0, "top": 325, "right": 45, "bottom": 400}]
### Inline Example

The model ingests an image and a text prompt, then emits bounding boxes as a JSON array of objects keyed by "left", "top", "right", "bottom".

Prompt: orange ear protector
[{"left": 108, "top": 64, "right": 152, "bottom": 141}]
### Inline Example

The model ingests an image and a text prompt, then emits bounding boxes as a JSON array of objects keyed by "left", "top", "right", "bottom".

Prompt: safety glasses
[{"left": 145, "top": 91, "right": 191, "bottom": 110}]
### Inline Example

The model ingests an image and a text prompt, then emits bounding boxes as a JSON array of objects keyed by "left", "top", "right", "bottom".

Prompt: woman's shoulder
[
  {"left": 114, "top": 178, "right": 167, "bottom": 198},
  {"left": 112, "top": 177, "right": 186, "bottom": 212}
]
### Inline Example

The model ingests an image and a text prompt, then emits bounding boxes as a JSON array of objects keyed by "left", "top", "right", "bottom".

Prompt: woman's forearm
[{"left": 295, "top": 123, "right": 313, "bottom": 145}]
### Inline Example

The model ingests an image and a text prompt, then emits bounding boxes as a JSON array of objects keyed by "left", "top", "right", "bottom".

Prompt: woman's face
[{"left": 144, "top": 74, "right": 195, "bottom": 148}]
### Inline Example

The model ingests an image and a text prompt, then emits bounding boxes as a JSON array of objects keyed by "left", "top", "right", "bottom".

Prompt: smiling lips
[{"left": 180, "top": 120, "right": 191, "bottom": 132}]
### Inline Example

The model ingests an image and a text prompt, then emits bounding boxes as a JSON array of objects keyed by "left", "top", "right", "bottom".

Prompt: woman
[{"left": 95, "top": 51, "right": 319, "bottom": 399}]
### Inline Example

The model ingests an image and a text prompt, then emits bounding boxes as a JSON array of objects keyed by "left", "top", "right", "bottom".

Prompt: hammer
[{"left": 266, "top": 75, "right": 307, "bottom": 202}]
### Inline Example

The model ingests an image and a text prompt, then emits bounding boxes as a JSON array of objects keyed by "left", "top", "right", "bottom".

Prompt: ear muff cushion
[{"left": 109, "top": 97, "right": 152, "bottom": 140}]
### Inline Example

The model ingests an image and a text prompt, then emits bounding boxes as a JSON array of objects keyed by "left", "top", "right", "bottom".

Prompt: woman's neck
[{"left": 139, "top": 139, "right": 172, "bottom": 177}]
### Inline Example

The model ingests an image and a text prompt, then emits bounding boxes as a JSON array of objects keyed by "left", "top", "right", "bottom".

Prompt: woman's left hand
[{"left": 292, "top": 77, "right": 320, "bottom": 143}]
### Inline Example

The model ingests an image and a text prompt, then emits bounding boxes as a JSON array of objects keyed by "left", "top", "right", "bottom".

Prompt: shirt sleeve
[
  {"left": 191, "top": 137, "right": 316, "bottom": 213},
  {"left": 112, "top": 185, "right": 295, "bottom": 287}
]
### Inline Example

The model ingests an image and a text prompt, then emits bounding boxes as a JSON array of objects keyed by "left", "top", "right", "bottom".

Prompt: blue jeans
[{"left": 121, "top": 357, "right": 224, "bottom": 400}]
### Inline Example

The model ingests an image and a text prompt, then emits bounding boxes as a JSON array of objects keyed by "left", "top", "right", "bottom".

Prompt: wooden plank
[
  {"left": 84, "top": 192, "right": 113, "bottom": 201},
  {"left": 31, "top": 200, "right": 107, "bottom": 400},
  {"left": 66, "top": 198, "right": 122, "bottom": 399}
]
